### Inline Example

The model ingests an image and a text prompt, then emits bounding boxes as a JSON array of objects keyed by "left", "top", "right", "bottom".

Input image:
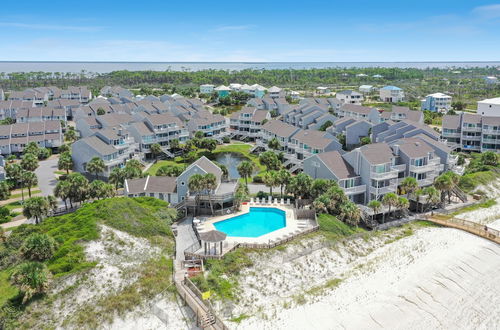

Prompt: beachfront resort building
[
  {"left": 421, "top": 93, "right": 452, "bottom": 112},
  {"left": 477, "top": 97, "right": 500, "bottom": 117},
  {"left": 229, "top": 107, "right": 270, "bottom": 140},
  {"left": 441, "top": 112, "right": 500, "bottom": 153},
  {"left": 380, "top": 106, "right": 424, "bottom": 124},
  {"left": 72, "top": 130, "right": 139, "bottom": 178},
  {"left": 379, "top": 86, "right": 404, "bottom": 103},
  {"left": 0, "top": 121, "right": 63, "bottom": 155}
]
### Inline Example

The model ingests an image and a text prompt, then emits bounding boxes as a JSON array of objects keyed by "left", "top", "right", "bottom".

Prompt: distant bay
[{"left": 0, "top": 61, "right": 499, "bottom": 74}]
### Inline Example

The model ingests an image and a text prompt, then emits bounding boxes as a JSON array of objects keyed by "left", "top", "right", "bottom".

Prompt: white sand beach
[{"left": 232, "top": 227, "right": 500, "bottom": 330}]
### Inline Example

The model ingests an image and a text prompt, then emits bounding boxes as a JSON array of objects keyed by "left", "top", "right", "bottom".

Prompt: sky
[{"left": 1, "top": 1, "right": 500, "bottom": 62}]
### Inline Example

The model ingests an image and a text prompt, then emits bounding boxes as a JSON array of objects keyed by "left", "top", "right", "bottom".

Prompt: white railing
[
  {"left": 417, "top": 178, "right": 434, "bottom": 187},
  {"left": 391, "top": 164, "right": 406, "bottom": 172},
  {"left": 342, "top": 184, "right": 367, "bottom": 195},
  {"left": 371, "top": 169, "right": 399, "bottom": 180},
  {"left": 369, "top": 184, "right": 396, "bottom": 195},
  {"left": 410, "top": 163, "right": 439, "bottom": 173},
  {"left": 462, "top": 135, "right": 481, "bottom": 141},
  {"left": 481, "top": 138, "right": 500, "bottom": 144}
]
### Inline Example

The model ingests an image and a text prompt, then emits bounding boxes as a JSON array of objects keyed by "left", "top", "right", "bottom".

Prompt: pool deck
[{"left": 196, "top": 204, "right": 305, "bottom": 244}]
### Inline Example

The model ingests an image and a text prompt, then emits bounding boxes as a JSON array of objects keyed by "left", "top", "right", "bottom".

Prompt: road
[{"left": 35, "top": 156, "right": 59, "bottom": 197}]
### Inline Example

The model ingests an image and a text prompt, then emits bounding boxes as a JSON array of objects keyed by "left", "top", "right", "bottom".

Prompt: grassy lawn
[
  {"left": 459, "top": 170, "right": 500, "bottom": 193},
  {"left": 3, "top": 201, "right": 23, "bottom": 211},
  {"left": 317, "top": 213, "right": 365, "bottom": 240},
  {"left": 0, "top": 269, "right": 18, "bottom": 307},
  {"left": 8, "top": 189, "right": 42, "bottom": 199},
  {"left": 145, "top": 143, "right": 266, "bottom": 181}
]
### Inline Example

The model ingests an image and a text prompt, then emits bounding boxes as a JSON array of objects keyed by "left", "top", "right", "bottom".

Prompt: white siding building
[
  {"left": 478, "top": 97, "right": 500, "bottom": 117},
  {"left": 380, "top": 86, "right": 404, "bottom": 103},
  {"left": 421, "top": 93, "right": 452, "bottom": 112}
]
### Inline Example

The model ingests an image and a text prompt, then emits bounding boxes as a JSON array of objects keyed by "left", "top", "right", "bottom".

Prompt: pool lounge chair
[
  {"left": 274, "top": 198, "right": 278, "bottom": 204},
  {"left": 281, "top": 198, "right": 285, "bottom": 205},
  {"left": 250, "top": 197, "right": 254, "bottom": 204},
  {"left": 286, "top": 199, "right": 290, "bottom": 205},
  {"left": 268, "top": 196, "right": 272, "bottom": 204}
]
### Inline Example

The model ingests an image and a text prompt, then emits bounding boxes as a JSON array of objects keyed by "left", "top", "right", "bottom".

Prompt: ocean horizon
[{"left": 0, "top": 61, "right": 499, "bottom": 74}]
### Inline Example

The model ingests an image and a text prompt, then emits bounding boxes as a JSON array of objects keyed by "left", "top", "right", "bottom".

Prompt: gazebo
[{"left": 199, "top": 230, "right": 227, "bottom": 256}]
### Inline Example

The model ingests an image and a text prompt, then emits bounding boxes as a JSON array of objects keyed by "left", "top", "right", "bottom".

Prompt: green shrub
[{"left": 20, "top": 233, "right": 57, "bottom": 261}]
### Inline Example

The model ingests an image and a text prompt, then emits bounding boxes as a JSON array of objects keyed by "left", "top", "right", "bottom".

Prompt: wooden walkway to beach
[{"left": 426, "top": 215, "right": 500, "bottom": 244}]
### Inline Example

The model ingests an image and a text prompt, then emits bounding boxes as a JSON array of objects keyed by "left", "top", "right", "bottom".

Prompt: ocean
[{"left": 0, "top": 61, "right": 499, "bottom": 74}]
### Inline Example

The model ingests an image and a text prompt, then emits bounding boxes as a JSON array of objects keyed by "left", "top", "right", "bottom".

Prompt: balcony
[
  {"left": 342, "top": 184, "right": 367, "bottom": 195},
  {"left": 417, "top": 178, "right": 434, "bottom": 187},
  {"left": 461, "top": 126, "right": 482, "bottom": 132},
  {"left": 481, "top": 138, "right": 500, "bottom": 144},
  {"left": 369, "top": 183, "right": 396, "bottom": 196},
  {"left": 391, "top": 164, "right": 406, "bottom": 172},
  {"left": 482, "top": 128, "right": 500, "bottom": 134},
  {"left": 462, "top": 144, "right": 481, "bottom": 150},
  {"left": 442, "top": 132, "right": 461, "bottom": 138},
  {"left": 371, "top": 169, "right": 399, "bottom": 180},
  {"left": 462, "top": 135, "right": 481, "bottom": 141}
]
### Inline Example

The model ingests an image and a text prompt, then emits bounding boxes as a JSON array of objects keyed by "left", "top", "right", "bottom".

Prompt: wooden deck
[{"left": 425, "top": 215, "right": 500, "bottom": 244}]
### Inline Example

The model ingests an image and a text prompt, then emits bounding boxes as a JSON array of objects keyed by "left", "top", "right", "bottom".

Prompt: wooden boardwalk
[{"left": 425, "top": 215, "right": 500, "bottom": 244}]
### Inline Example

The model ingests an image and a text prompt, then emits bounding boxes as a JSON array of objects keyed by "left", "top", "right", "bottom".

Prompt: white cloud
[
  {"left": 0, "top": 22, "right": 102, "bottom": 32},
  {"left": 472, "top": 4, "right": 500, "bottom": 19}
]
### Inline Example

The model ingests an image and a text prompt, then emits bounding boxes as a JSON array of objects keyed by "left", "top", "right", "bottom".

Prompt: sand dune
[{"left": 235, "top": 228, "right": 500, "bottom": 330}]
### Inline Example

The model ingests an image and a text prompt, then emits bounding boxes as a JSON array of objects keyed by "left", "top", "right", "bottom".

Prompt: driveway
[{"left": 35, "top": 156, "right": 59, "bottom": 197}]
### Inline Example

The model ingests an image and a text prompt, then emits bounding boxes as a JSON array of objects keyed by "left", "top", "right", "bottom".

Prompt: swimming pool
[{"left": 213, "top": 207, "right": 286, "bottom": 237}]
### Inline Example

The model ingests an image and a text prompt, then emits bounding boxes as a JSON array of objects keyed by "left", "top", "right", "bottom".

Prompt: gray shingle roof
[{"left": 316, "top": 151, "right": 357, "bottom": 179}]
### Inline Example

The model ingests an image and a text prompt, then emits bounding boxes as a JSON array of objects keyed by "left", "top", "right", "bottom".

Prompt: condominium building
[
  {"left": 0, "top": 121, "right": 63, "bottom": 155},
  {"left": 229, "top": 107, "right": 270, "bottom": 140},
  {"left": 72, "top": 130, "right": 138, "bottom": 178},
  {"left": 441, "top": 113, "right": 500, "bottom": 152},
  {"left": 186, "top": 111, "right": 228, "bottom": 141},
  {"left": 380, "top": 106, "right": 424, "bottom": 124},
  {"left": 334, "top": 104, "right": 380, "bottom": 123}
]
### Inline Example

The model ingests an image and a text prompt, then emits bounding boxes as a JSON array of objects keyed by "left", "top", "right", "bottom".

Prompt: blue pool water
[{"left": 213, "top": 207, "right": 286, "bottom": 238}]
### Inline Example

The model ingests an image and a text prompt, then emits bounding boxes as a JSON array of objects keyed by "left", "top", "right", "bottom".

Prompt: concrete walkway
[
  {"left": 175, "top": 217, "right": 198, "bottom": 262},
  {"left": 35, "top": 156, "right": 59, "bottom": 197}
]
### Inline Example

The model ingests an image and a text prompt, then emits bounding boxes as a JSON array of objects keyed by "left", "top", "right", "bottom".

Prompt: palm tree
[
  {"left": 259, "top": 151, "right": 280, "bottom": 172},
  {"left": 67, "top": 173, "right": 90, "bottom": 206},
  {"left": 10, "top": 261, "right": 52, "bottom": 304},
  {"left": 22, "top": 171, "right": 38, "bottom": 197},
  {"left": 237, "top": 161, "right": 254, "bottom": 187},
  {"left": 24, "top": 142, "right": 40, "bottom": 157},
  {"left": 434, "top": 173, "right": 453, "bottom": 205},
  {"left": 46, "top": 195, "right": 58, "bottom": 213},
  {"left": 64, "top": 129, "right": 77, "bottom": 142},
  {"left": 267, "top": 137, "right": 281, "bottom": 150},
  {"left": 423, "top": 186, "right": 440, "bottom": 214},
  {"left": 414, "top": 188, "right": 424, "bottom": 213},
  {"left": 368, "top": 200, "right": 382, "bottom": 223},
  {"left": 150, "top": 143, "right": 162, "bottom": 161},
  {"left": 21, "top": 153, "right": 39, "bottom": 172},
  {"left": 400, "top": 177, "right": 418, "bottom": 199},
  {"left": 310, "top": 179, "right": 336, "bottom": 200},
  {"left": 23, "top": 197, "right": 50, "bottom": 224},
  {"left": 201, "top": 139, "right": 217, "bottom": 153},
  {"left": 169, "top": 139, "right": 180, "bottom": 150},
  {"left": 340, "top": 202, "right": 361, "bottom": 227},
  {"left": 86, "top": 157, "right": 105, "bottom": 180},
  {"left": 109, "top": 167, "right": 125, "bottom": 190},
  {"left": 90, "top": 180, "right": 106, "bottom": 200},
  {"left": 263, "top": 171, "right": 278, "bottom": 197},
  {"left": 58, "top": 144, "right": 70, "bottom": 154},
  {"left": 313, "top": 194, "right": 329, "bottom": 214},
  {"left": 382, "top": 193, "right": 398, "bottom": 222},
  {"left": 188, "top": 174, "right": 204, "bottom": 216},
  {"left": 202, "top": 173, "right": 217, "bottom": 215},
  {"left": 276, "top": 169, "right": 291, "bottom": 198},
  {"left": 58, "top": 151, "right": 73, "bottom": 174},
  {"left": 0, "top": 181, "right": 10, "bottom": 200},
  {"left": 55, "top": 180, "right": 71, "bottom": 210},
  {"left": 396, "top": 197, "right": 409, "bottom": 218}
]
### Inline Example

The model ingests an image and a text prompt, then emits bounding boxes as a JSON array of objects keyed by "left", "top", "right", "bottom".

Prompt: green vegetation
[
  {"left": 459, "top": 170, "right": 500, "bottom": 193},
  {"left": 317, "top": 214, "right": 363, "bottom": 239},
  {"left": 0, "top": 197, "right": 176, "bottom": 327},
  {"left": 191, "top": 249, "right": 253, "bottom": 301},
  {"left": 450, "top": 199, "right": 497, "bottom": 216}
]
